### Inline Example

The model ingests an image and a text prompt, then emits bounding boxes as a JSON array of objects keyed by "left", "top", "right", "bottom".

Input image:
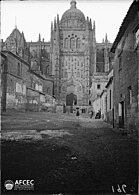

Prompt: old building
[
  {"left": 1, "top": 28, "right": 54, "bottom": 112},
  {"left": 111, "top": 0, "right": 139, "bottom": 134},
  {"left": 1, "top": 50, "right": 29, "bottom": 111},
  {"left": 90, "top": 35, "right": 112, "bottom": 114},
  {"left": 105, "top": 70, "right": 114, "bottom": 126},
  {"left": 2, "top": 27, "right": 30, "bottom": 64},
  {"left": 50, "top": 0, "right": 112, "bottom": 107},
  {"left": 1, "top": 0, "right": 113, "bottom": 112},
  {"left": 29, "top": 34, "right": 51, "bottom": 76},
  {"left": 100, "top": 89, "right": 107, "bottom": 121}
]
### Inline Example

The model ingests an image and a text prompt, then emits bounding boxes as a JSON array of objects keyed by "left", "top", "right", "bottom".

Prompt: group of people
[
  {"left": 76, "top": 109, "right": 101, "bottom": 119},
  {"left": 63, "top": 104, "right": 101, "bottom": 119}
]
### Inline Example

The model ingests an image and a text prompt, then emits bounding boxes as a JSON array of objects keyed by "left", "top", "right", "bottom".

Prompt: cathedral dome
[{"left": 61, "top": 0, "right": 86, "bottom": 28}]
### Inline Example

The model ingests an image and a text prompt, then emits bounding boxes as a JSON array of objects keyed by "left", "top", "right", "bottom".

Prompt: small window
[
  {"left": 64, "top": 38, "right": 68, "bottom": 48},
  {"left": 97, "top": 84, "right": 101, "bottom": 89},
  {"left": 127, "top": 86, "right": 132, "bottom": 105},
  {"left": 70, "top": 38, "right": 75, "bottom": 49},
  {"left": 17, "top": 63, "right": 21, "bottom": 76},
  {"left": 76, "top": 38, "right": 80, "bottom": 49}
]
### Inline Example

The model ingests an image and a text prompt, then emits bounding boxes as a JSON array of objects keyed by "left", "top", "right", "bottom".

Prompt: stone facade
[
  {"left": 1, "top": 28, "right": 54, "bottom": 112},
  {"left": 29, "top": 35, "right": 51, "bottom": 76},
  {"left": 2, "top": 28, "right": 30, "bottom": 64},
  {"left": 100, "top": 89, "right": 107, "bottom": 121},
  {"left": 111, "top": 0, "right": 139, "bottom": 134},
  {"left": 1, "top": 0, "right": 113, "bottom": 112},
  {"left": 105, "top": 71, "right": 114, "bottom": 126},
  {"left": 50, "top": 0, "right": 112, "bottom": 106},
  {"left": 1, "top": 50, "right": 54, "bottom": 112},
  {"left": 1, "top": 51, "right": 29, "bottom": 111}
]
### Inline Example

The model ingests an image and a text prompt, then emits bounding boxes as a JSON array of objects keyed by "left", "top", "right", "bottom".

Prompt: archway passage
[{"left": 66, "top": 93, "right": 77, "bottom": 106}]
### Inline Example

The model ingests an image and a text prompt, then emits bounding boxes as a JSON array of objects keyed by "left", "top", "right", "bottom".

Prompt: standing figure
[
  {"left": 76, "top": 108, "right": 80, "bottom": 116},
  {"left": 90, "top": 110, "right": 94, "bottom": 118}
]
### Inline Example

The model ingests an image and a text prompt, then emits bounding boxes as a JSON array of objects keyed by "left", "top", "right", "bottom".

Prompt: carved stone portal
[{"left": 66, "top": 93, "right": 77, "bottom": 106}]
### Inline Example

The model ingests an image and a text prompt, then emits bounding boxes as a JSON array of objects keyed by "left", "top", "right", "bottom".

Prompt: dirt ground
[{"left": 1, "top": 111, "right": 138, "bottom": 195}]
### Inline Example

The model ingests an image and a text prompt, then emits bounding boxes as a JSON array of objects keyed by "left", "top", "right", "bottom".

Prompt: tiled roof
[{"left": 111, "top": 0, "right": 139, "bottom": 53}]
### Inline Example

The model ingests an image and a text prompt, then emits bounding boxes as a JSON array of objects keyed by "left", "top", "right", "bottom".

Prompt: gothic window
[
  {"left": 70, "top": 38, "right": 75, "bottom": 49},
  {"left": 64, "top": 38, "right": 68, "bottom": 48},
  {"left": 76, "top": 38, "right": 80, "bottom": 48}
]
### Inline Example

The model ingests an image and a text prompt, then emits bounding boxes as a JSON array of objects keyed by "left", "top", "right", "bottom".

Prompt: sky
[{"left": 1, "top": 0, "right": 133, "bottom": 43}]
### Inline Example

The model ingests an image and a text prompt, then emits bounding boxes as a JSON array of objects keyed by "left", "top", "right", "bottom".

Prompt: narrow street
[{"left": 1, "top": 111, "right": 138, "bottom": 195}]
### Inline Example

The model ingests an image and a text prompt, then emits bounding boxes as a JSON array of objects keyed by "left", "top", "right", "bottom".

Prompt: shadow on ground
[{"left": 1, "top": 139, "right": 119, "bottom": 195}]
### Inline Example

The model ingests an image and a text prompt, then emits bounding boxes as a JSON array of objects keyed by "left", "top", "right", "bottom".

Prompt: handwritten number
[
  {"left": 112, "top": 184, "right": 127, "bottom": 193},
  {"left": 122, "top": 184, "right": 127, "bottom": 193},
  {"left": 112, "top": 186, "right": 115, "bottom": 193},
  {"left": 117, "top": 184, "right": 122, "bottom": 193}
]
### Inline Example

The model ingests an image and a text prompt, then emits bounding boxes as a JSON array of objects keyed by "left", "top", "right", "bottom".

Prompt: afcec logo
[
  {"left": 4, "top": 180, "right": 34, "bottom": 191},
  {"left": 4, "top": 180, "right": 14, "bottom": 190}
]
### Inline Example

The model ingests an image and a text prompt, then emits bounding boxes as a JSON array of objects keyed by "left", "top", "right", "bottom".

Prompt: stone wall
[
  {"left": 113, "top": 13, "right": 138, "bottom": 134},
  {"left": 1, "top": 51, "right": 54, "bottom": 112}
]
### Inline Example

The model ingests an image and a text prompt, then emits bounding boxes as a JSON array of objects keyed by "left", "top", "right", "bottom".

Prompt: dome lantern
[
  {"left": 61, "top": 0, "right": 86, "bottom": 28},
  {"left": 70, "top": 0, "right": 77, "bottom": 9}
]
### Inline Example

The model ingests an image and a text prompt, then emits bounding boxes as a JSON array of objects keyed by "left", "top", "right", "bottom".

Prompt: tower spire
[
  {"left": 51, "top": 21, "right": 53, "bottom": 31},
  {"left": 90, "top": 19, "right": 92, "bottom": 29},
  {"left": 54, "top": 17, "right": 56, "bottom": 31},
  {"left": 57, "top": 14, "right": 59, "bottom": 24},
  {"left": 38, "top": 33, "right": 41, "bottom": 42},
  {"left": 57, "top": 14, "right": 60, "bottom": 29},
  {"left": 15, "top": 16, "right": 17, "bottom": 29},
  {"left": 93, "top": 21, "right": 95, "bottom": 30},
  {"left": 105, "top": 33, "right": 108, "bottom": 43}
]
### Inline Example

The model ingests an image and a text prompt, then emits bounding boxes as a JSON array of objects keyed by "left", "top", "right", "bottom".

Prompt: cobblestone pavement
[{"left": 1, "top": 111, "right": 138, "bottom": 195}]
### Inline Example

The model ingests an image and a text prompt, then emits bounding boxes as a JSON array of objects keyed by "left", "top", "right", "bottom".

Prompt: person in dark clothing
[
  {"left": 90, "top": 110, "right": 94, "bottom": 118},
  {"left": 76, "top": 108, "right": 80, "bottom": 116}
]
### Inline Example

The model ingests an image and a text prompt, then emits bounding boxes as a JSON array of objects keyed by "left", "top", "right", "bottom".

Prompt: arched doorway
[{"left": 66, "top": 93, "right": 77, "bottom": 106}]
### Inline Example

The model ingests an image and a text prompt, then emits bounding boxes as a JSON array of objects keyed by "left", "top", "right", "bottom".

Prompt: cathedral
[
  {"left": 1, "top": 0, "right": 112, "bottom": 109},
  {"left": 50, "top": 0, "right": 112, "bottom": 106}
]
